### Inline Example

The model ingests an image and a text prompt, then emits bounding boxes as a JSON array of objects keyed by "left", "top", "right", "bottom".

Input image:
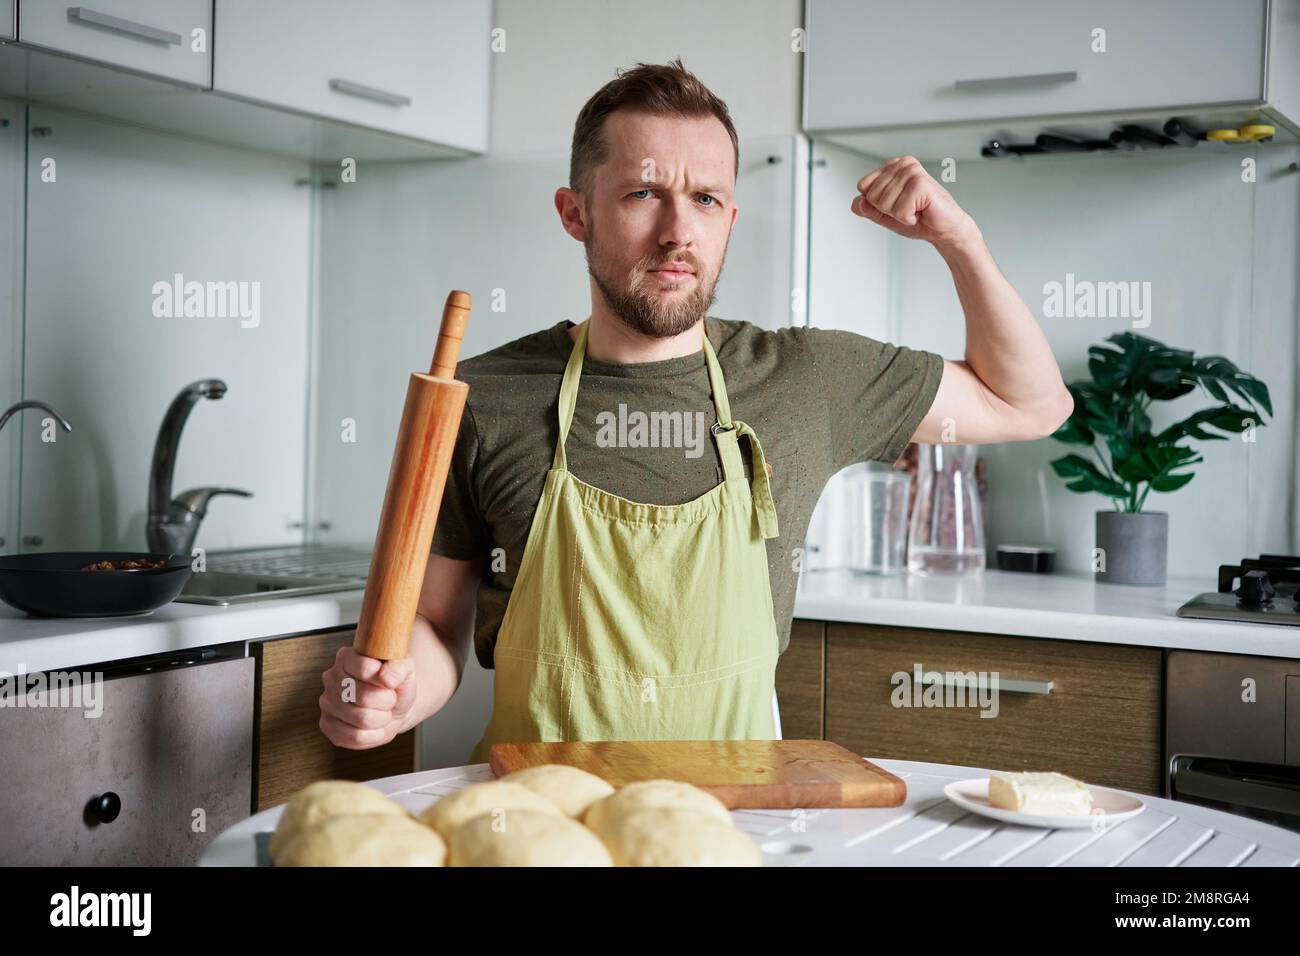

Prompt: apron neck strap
[{"left": 552, "top": 318, "right": 736, "bottom": 471}]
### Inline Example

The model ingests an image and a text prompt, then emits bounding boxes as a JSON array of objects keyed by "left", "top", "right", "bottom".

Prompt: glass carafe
[{"left": 907, "top": 443, "right": 985, "bottom": 575}]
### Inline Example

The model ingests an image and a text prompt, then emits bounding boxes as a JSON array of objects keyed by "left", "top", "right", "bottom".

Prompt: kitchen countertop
[
  {"left": 200, "top": 756, "right": 1300, "bottom": 866},
  {"left": 794, "top": 568, "right": 1300, "bottom": 659},
  {"left": 0, "top": 588, "right": 365, "bottom": 675},
  {"left": 5, "top": 565, "right": 1299, "bottom": 675}
]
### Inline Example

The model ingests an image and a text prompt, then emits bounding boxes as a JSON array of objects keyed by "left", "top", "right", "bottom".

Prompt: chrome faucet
[
  {"left": 0, "top": 400, "right": 73, "bottom": 437},
  {"left": 0, "top": 401, "right": 72, "bottom": 550},
  {"left": 146, "top": 379, "right": 252, "bottom": 555}
]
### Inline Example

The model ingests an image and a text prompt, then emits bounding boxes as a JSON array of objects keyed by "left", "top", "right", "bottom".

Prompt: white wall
[
  {"left": 807, "top": 142, "right": 1300, "bottom": 576},
  {"left": 17, "top": 107, "right": 312, "bottom": 553}
]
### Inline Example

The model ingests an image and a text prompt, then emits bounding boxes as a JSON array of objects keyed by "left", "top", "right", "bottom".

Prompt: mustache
[{"left": 640, "top": 252, "right": 702, "bottom": 274}]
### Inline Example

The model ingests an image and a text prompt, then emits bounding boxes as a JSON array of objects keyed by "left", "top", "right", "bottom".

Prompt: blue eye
[
  {"left": 698, "top": 194, "right": 717, "bottom": 206},
  {"left": 630, "top": 189, "right": 652, "bottom": 199}
]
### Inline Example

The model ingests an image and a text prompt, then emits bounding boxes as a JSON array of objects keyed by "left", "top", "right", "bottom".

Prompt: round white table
[{"left": 201, "top": 757, "right": 1300, "bottom": 867}]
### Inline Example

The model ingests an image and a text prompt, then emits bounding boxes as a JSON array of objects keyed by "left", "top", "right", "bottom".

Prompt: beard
[{"left": 584, "top": 224, "right": 727, "bottom": 339}]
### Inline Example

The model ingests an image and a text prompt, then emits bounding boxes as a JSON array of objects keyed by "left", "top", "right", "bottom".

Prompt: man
[{"left": 319, "top": 59, "right": 1072, "bottom": 759}]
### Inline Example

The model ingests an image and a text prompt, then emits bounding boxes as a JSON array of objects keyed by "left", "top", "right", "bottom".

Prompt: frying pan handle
[{"left": 430, "top": 291, "right": 471, "bottom": 378}]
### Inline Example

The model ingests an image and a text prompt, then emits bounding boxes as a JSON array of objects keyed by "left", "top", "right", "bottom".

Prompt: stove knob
[{"left": 1235, "top": 569, "right": 1276, "bottom": 607}]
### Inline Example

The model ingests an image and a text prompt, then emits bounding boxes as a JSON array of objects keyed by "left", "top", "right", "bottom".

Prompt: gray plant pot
[{"left": 1095, "top": 511, "right": 1168, "bottom": 586}]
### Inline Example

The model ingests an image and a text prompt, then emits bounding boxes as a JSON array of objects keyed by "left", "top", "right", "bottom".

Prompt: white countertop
[
  {"left": 200, "top": 757, "right": 1300, "bottom": 867},
  {"left": 0, "top": 589, "right": 365, "bottom": 674},
  {"left": 5, "top": 566, "right": 1299, "bottom": 675},
  {"left": 794, "top": 568, "right": 1300, "bottom": 660}
]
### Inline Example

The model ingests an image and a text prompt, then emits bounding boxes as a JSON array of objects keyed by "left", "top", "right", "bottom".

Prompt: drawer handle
[
  {"left": 328, "top": 78, "right": 412, "bottom": 108},
  {"left": 90, "top": 791, "right": 122, "bottom": 824},
  {"left": 953, "top": 70, "right": 1078, "bottom": 92},
  {"left": 937, "top": 674, "right": 1054, "bottom": 695},
  {"left": 66, "top": 7, "right": 183, "bottom": 45}
]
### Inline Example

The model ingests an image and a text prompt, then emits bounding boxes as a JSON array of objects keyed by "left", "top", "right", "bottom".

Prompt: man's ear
[{"left": 554, "top": 186, "right": 588, "bottom": 242}]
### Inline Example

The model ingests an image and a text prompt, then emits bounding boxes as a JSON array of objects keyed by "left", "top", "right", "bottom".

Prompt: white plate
[{"left": 943, "top": 777, "right": 1145, "bottom": 829}]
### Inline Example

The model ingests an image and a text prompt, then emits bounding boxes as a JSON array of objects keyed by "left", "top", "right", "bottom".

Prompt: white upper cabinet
[
  {"left": 804, "top": 0, "right": 1268, "bottom": 132},
  {"left": 18, "top": 0, "right": 212, "bottom": 88},
  {"left": 1, "top": 2, "right": 14, "bottom": 40},
  {"left": 213, "top": 0, "right": 491, "bottom": 153}
]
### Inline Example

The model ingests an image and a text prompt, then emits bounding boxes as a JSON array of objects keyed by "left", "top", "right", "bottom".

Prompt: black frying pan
[{"left": 0, "top": 551, "right": 193, "bottom": 617}]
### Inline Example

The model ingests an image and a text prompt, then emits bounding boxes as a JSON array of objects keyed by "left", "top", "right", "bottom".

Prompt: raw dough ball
[
  {"left": 583, "top": 779, "right": 732, "bottom": 835},
  {"left": 596, "top": 808, "right": 761, "bottom": 867},
  {"left": 499, "top": 764, "right": 615, "bottom": 819},
  {"left": 276, "top": 813, "right": 448, "bottom": 867},
  {"left": 418, "top": 781, "right": 563, "bottom": 838},
  {"left": 270, "top": 780, "right": 409, "bottom": 860},
  {"left": 448, "top": 809, "right": 613, "bottom": 867}
]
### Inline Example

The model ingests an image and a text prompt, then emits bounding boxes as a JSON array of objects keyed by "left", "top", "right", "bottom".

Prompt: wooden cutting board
[{"left": 488, "top": 740, "right": 906, "bottom": 809}]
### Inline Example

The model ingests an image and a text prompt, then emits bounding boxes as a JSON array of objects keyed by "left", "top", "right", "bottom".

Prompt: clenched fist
[
  {"left": 319, "top": 646, "right": 417, "bottom": 749},
  {"left": 851, "top": 156, "right": 978, "bottom": 248}
]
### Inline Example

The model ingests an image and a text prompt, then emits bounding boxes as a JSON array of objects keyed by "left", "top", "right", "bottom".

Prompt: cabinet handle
[
  {"left": 66, "top": 7, "right": 183, "bottom": 45},
  {"left": 936, "top": 674, "right": 1054, "bottom": 695},
  {"left": 328, "top": 78, "right": 412, "bottom": 108},
  {"left": 90, "top": 791, "right": 122, "bottom": 824},
  {"left": 953, "top": 70, "right": 1077, "bottom": 92}
]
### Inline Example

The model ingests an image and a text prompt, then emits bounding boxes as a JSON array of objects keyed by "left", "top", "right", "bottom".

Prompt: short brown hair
[{"left": 569, "top": 57, "right": 739, "bottom": 198}]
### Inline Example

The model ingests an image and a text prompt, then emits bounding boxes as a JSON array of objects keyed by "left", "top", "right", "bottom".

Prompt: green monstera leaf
[{"left": 1051, "top": 333, "right": 1270, "bottom": 513}]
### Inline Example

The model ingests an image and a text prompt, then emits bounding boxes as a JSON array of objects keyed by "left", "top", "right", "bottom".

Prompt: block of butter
[{"left": 987, "top": 771, "right": 1093, "bottom": 817}]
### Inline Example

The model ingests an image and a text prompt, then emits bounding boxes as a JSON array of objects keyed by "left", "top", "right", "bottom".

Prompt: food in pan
[{"left": 82, "top": 557, "right": 168, "bottom": 571}]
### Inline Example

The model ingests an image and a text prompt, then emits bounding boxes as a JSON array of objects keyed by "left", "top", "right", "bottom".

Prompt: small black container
[{"left": 995, "top": 545, "right": 1056, "bottom": 574}]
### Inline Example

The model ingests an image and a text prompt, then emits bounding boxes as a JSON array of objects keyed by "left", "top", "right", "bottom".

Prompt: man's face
[{"left": 579, "top": 110, "right": 737, "bottom": 338}]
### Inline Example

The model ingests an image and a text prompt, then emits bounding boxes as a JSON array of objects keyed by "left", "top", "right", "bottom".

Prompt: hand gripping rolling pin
[{"left": 353, "top": 291, "right": 471, "bottom": 661}]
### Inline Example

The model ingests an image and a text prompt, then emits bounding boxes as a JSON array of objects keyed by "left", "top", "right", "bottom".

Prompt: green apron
[{"left": 469, "top": 318, "right": 781, "bottom": 763}]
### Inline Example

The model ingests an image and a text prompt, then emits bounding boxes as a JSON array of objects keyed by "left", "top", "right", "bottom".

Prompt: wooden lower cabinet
[
  {"left": 253, "top": 628, "right": 416, "bottom": 811},
  {"left": 776, "top": 619, "right": 825, "bottom": 740},
  {"left": 823, "top": 623, "right": 1163, "bottom": 795}
]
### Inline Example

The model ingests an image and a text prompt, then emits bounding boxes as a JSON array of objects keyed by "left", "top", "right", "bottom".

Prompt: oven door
[
  {"left": 1166, "top": 649, "right": 1300, "bottom": 832},
  {"left": 1169, "top": 756, "right": 1300, "bottom": 832}
]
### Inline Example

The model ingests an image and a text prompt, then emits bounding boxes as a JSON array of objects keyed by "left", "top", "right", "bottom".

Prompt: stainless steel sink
[{"left": 174, "top": 544, "right": 371, "bottom": 606}]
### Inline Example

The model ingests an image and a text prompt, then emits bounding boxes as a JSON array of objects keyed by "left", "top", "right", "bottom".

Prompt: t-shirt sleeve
[
  {"left": 429, "top": 399, "right": 491, "bottom": 561},
  {"left": 802, "top": 327, "right": 945, "bottom": 471}
]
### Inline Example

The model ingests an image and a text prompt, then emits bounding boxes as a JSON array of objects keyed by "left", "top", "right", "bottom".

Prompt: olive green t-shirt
[{"left": 431, "top": 317, "right": 944, "bottom": 670}]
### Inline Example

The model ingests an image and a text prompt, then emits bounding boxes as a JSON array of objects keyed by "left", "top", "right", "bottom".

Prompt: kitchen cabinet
[
  {"left": 775, "top": 618, "right": 824, "bottom": 740},
  {"left": 213, "top": 0, "right": 491, "bottom": 153},
  {"left": 1, "top": 2, "right": 13, "bottom": 40},
  {"left": 0, "top": 651, "right": 254, "bottom": 865},
  {"left": 791, "top": 621, "right": 1163, "bottom": 794},
  {"left": 0, "top": 96, "right": 20, "bottom": 555},
  {"left": 805, "top": 0, "right": 1266, "bottom": 131},
  {"left": 253, "top": 627, "right": 415, "bottom": 811},
  {"left": 18, "top": 0, "right": 212, "bottom": 88}
]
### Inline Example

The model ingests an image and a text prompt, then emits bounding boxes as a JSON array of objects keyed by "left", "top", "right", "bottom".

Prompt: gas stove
[{"left": 1176, "top": 554, "right": 1300, "bottom": 626}]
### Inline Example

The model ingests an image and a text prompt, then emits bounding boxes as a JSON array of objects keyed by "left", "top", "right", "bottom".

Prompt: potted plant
[{"left": 1050, "top": 332, "right": 1271, "bottom": 585}]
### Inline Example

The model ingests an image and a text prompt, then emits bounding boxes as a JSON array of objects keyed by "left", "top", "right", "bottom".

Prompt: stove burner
[
  {"left": 1234, "top": 569, "right": 1276, "bottom": 608},
  {"left": 1178, "top": 554, "right": 1300, "bottom": 625}
]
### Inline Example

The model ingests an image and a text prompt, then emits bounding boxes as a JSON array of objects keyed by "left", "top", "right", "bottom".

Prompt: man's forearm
[
  {"left": 396, "top": 613, "right": 465, "bottom": 733},
  {"left": 936, "top": 227, "right": 1069, "bottom": 425}
]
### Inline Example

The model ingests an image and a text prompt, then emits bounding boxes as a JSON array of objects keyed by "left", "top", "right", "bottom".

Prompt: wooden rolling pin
[{"left": 353, "top": 291, "right": 471, "bottom": 661}]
